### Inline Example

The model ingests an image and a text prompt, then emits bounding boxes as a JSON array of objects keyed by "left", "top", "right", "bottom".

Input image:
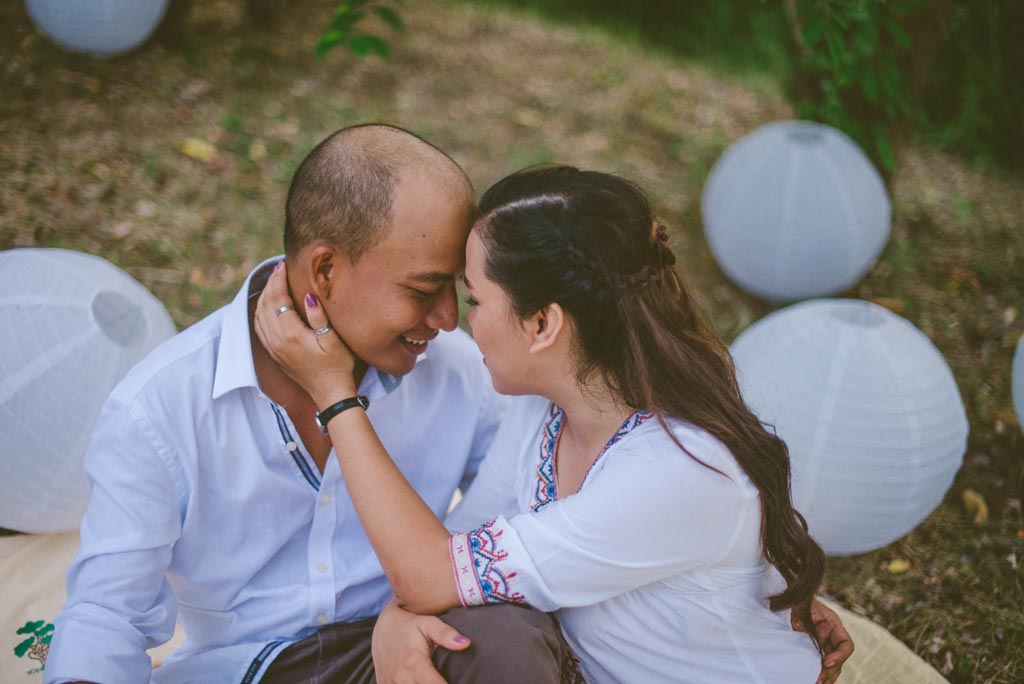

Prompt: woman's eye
[{"left": 463, "top": 296, "right": 478, "bottom": 307}]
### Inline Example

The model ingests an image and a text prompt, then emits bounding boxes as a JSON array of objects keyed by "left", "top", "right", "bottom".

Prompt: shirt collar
[
  {"left": 211, "top": 256, "right": 279, "bottom": 400},
  {"left": 211, "top": 256, "right": 414, "bottom": 400}
]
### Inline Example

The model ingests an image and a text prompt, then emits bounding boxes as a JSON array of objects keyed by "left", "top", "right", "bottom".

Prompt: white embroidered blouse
[{"left": 445, "top": 395, "right": 822, "bottom": 684}]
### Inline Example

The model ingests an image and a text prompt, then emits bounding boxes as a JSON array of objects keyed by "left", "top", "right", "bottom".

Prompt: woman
[{"left": 256, "top": 166, "right": 835, "bottom": 683}]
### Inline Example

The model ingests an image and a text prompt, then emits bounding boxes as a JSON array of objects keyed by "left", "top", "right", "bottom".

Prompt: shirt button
[
  {"left": 316, "top": 563, "right": 328, "bottom": 574},
  {"left": 320, "top": 492, "right": 332, "bottom": 506},
  {"left": 285, "top": 441, "right": 297, "bottom": 451},
  {"left": 316, "top": 613, "right": 329, "bottom": 625}
]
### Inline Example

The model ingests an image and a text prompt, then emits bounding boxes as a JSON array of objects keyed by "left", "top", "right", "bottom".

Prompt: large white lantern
[
  {"left": 26, "top": 0, "right": 169, "bottom": 57},
  {"left": 1014, "top": 335, "right": 1024, "bottom": 433},
  {"left": 730, "top": 299, "right": 968, "bottom": 555},
  {"left": 0, "top": 249, "right": 176, "bottom": 533},
  {"left": 702, "top": 120, "right": 891, "bottom": 303}
]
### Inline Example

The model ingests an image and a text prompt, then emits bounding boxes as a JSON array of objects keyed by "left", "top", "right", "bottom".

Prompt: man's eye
[{"left": 409, "top": 287, "right": 440, "bottom": 299}]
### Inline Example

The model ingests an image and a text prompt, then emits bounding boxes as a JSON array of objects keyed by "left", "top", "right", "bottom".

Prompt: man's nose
[{"left": 426, "top": 284, "right": 459, "bottom": 332}]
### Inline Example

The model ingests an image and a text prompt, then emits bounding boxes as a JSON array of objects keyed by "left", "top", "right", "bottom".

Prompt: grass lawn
[{"left": 1, "top": 1, "right": 1022, "bottom": 681}]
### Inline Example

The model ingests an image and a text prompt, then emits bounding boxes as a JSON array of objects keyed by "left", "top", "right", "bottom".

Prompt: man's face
[{"left": 325, "top": 169, "right": 474, "bottom": 377}]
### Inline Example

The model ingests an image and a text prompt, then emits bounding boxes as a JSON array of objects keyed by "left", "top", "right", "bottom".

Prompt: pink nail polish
[
  {"left": 454, "top": 636, "right": 470, "bottom": 644},
  {"left": 305, "top": 293, "right": 317, "bottom": 308},
  {"left": 274, "top": 262, "right": 282, "bottom": 272}
]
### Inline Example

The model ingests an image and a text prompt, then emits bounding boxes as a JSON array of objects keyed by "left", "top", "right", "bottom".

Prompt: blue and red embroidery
[
  {"left": 531, "top": 404, "right": 565, "bottom": 512},
  {"left": 531, "top": 404, "right": 655, "bottom": 512},
  {"left": 450, "top": 521, "right": 525, "bottom": 606},
  {"left": 448, "top": 406, "right": 656, "bottom": 606}
]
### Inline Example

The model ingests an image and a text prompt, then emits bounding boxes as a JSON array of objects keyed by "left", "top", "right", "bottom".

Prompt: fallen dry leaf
[
  {"left": 961, "top": 488, "right": 989, "bottom": 524},
  {"left": 248, "top": 140, "right": 267, "bottom": 162},
  {"left": 887, "top": 559, "right": 911, "bottom": 574},
  {"left": 180, "top": 138, "right": 218, "bottom": 164},
  {"left": 941, "top": 651, "right": 954, "bottom": 675}
]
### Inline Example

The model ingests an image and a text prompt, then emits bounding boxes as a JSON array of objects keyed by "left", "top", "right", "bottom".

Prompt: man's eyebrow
[{"left": 406, "top": 271, "right": 456, "bottom": 285}]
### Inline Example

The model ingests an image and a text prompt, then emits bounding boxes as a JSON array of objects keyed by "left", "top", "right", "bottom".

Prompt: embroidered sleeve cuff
[{"left": 448, "top": 520, "right": 525, "bottom": 607}]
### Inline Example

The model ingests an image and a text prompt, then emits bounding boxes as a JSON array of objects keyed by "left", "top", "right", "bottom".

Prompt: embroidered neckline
[{"left": 531, "top": 404, "right": 654, "bottom": 512}]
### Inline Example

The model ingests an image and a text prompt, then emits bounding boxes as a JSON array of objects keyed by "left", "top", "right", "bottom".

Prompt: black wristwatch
[{"left": 315, "top": 395, "right": 370, "bottom": 434}]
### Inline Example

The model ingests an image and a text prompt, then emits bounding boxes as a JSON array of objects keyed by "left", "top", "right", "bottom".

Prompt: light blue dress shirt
[{"left": 44, "top": 257, "right": 504, "bottom": 684}]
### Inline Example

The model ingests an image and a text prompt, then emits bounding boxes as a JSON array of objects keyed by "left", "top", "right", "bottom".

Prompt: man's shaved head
[{"left": 284, "top": 124, "right": 474, "bottom": 261}]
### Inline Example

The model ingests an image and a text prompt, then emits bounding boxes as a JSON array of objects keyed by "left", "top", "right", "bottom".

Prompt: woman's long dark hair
[{"left": 477, "top": 166, "right": 825, "bottom": 646}]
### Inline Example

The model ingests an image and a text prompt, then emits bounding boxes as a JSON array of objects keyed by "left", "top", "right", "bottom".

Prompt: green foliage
[
  {"left": 476, "top": 0, "right": 1023, "bottom": 172},
  {"left": 16, "top": 620, "right": 45, "bottom": 635},
  {"left": 787, "top": 0, "right": 924, "bottom": 173},
  {"left": 13, "top": 619, "right": 54, "bottom": 657},
  {"left": 14, "top": 637, "right": 34, "bottom": 658},
  {"left": 317, "top": 0, "right": 405, "bottom": 60}
]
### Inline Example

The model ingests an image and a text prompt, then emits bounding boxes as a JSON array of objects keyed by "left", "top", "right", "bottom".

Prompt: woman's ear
[{"left": 528, "top": 302, "right": 566, "bottom": 354}]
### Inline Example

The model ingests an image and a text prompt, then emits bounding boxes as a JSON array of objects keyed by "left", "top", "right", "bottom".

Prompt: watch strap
[{"left": 315, "top": 395, "right": 370, "bottom": 433}]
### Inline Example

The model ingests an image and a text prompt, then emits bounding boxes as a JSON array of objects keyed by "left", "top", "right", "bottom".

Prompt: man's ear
[
  {"left": 528, "top": 302, "right": 566, "bottom": 354},
  {"left": 307, "top": 243, "right": 340, "bottom": 300}
]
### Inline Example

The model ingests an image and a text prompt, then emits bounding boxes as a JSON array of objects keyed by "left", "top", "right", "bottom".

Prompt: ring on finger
[
  {"left": 275, "top": 305, "right": 295, "bottom": 317},
  {"left": 314, "top": 324, "right": 331, "bottom": 336}
]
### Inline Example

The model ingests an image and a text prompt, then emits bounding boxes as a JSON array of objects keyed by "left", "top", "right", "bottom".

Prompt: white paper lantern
[
  {"left": 730, "top": 299, "right": 968, "bottom": 555},
  {"left": 1013, "top": 335, "right": 1024, "bottom": 433},
  {"left": 0, "top": 249, "right": 176, "bottom": 532},
  {"left": 702, "top": 120, "right": 891, "bottom": 303},
  {"left": 26, "top": 0, "right": 169, "bottom": 57}
]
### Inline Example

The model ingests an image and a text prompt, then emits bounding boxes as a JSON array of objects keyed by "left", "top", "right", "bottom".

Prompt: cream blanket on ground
[
  {"left": 0, "top": 532, "right": 184, "bottom": 682},
  {"left": 0, "top": 531, "right": 947, "bottom": 684}
]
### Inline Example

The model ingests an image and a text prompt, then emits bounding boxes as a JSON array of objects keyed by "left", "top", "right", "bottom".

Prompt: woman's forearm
[{"left": 321, "top": 396, "right": 461, "bottom": 614}]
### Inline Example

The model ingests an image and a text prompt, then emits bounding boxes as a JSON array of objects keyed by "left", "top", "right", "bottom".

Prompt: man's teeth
[{"left": 402, "top": 336, "right": 428, "bottom": 346}]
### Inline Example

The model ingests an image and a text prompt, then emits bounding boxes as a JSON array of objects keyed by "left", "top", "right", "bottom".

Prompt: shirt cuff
[
  {"left": 449, "top": 520, "right": 525, "bottom": 607},
  {"left": 44, "top": 606, "right": 154, "bottom": 684}
]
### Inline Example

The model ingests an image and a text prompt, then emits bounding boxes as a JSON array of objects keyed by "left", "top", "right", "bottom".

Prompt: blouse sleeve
[{"left": 448, "top": 433, "right": 761, "bottom": 611}]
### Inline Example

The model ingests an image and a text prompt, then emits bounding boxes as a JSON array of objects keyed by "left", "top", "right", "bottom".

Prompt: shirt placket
[
  {"left": 267, "top": 399, "right": 340, "bottom": 628},
  {"left": 307, "top": 465, "right": 339, "bottom": 628}
]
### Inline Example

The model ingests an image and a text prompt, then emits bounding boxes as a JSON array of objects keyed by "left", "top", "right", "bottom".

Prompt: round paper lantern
[
  {"left": 730, "top": 299, "right": 968, "bottom": 555},
  {"left": 0, "top": 249, "right": 176, "bottom": 532},
  {"left": 1013, "top": 335, "right": 1024, "bottom": 433},
  {"left": 702, "top": 120, "right": 891, "bottom": 303},
  {"left": 26, "top": 0, "right": 169, "bottom": 57}
]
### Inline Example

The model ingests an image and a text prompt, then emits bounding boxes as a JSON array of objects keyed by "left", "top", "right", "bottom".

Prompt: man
[
  {"left": 45, "top": 125, "right": 575, "bottom": 683},
  {"left": 46, "top": 124, "right": 851, "bottom": 684}
]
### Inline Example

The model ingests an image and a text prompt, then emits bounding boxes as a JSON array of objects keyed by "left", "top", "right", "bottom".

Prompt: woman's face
[{"left": 463, "top": 229, "right": 535, "bottom": 395}]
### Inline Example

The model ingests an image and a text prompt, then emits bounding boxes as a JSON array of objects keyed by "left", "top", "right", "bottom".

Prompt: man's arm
[{"left": 44, "top": 397, "right": 182, "bottom": 684}]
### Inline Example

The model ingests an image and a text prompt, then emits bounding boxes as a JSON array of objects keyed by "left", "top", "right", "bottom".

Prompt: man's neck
[{"left": 248, "top": 297, "right": 367, "bottom": 408}]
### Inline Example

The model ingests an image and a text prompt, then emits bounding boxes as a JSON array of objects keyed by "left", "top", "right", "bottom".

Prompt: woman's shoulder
[{"left": 615, "top": 416, "right": 753, "bottom": 489}]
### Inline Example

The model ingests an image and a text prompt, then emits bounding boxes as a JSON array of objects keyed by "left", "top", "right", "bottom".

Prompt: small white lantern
[
  {"left": 1014, "top": 335, "right": 1024, "bottom": 433},
  {"left": 0, "top": 249, "right": 176, "bottom": 533},
  {"left": 730, "top": 299, "right": 968, "bottom": 556},
  {"left": 25, "top": 0, "right": 169, "bottom": 57},
  {"left": 702, "top": 120, "right": 891, "bottom": 303}
]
